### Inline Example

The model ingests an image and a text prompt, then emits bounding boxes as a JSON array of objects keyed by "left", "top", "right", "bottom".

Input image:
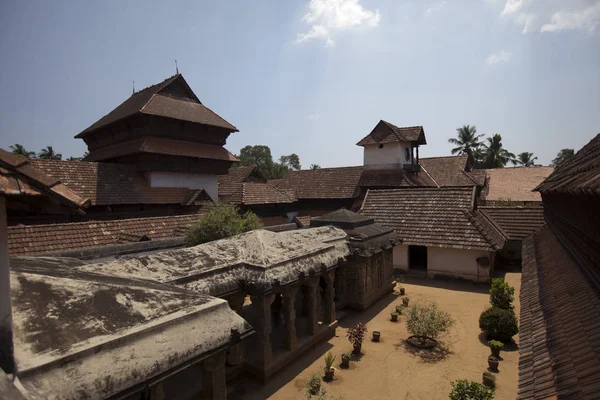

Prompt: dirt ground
[{"left": 233, "top": 272, "right": 521, "bottom": 400}]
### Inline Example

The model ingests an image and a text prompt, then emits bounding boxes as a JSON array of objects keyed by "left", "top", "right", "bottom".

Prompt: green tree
[
  {"left": 514, "top": 152, "right": 538, "bottom": 167},
  {"left": 279, "top": 153, "right": 301, "bottom": 170},
  {"left": 9, "top": 144, "right": 36, "bottom": 158},
  {"left": 449, "top": 380, "right": 494, "bottom": 400},
  {"left": 481, "top": 134, "right": 515, "bottom": 168},
  {"left": 489, "top": 278, "right": 515, "bottom": 310},
  {"left": 551, "top": 148, "right": 575, "bottom": 167},
  {"left": 310, "top": 164, "right": 321, "bottom": 169},
  {"left": 38, "top": 146, "right": 62, "bottom": 160},
  {"left": 185, "top": 202, "right": 263, "bottom": 246},
  {"left": 237, "top": 145, "right": 274, "bottom": 174},
  {"left": 448, "top": 125, "right": 484, "bottom": 167},
  {"left": 269, "top": 162, "right": 289, "bottom": 179}
]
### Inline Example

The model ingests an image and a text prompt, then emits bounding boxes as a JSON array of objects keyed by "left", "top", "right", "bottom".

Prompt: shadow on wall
[{"left": 395, "top": 275, "right": 491, "bottom": 295}]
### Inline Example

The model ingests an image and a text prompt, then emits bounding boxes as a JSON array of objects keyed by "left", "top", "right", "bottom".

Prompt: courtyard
[{"left": 232, "top": 272, "right": 521, "bottom": 400}]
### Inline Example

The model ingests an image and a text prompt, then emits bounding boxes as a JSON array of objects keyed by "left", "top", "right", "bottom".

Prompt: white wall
[
  {"left": 148, "top": 172, "right": 218, "bottom": 200},
  {"left": 363, "top": 142, "right": 412, "bottom": 167},
  {"left": 393, "top": 244, "right": 409, "bottom": 270},
  {"left": 428, "top": 247, "right": 492, "bottom": 282}
]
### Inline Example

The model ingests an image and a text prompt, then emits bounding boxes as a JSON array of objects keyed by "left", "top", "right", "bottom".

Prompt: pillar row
[
  {"left": 323, "top": 270, "right": 336, "bottom": 324},
  {"left": 250, "top": 293, "right": 275, "bottom": 367},
  {"left": 305, "top": 279, "right": 319, "bottom": 335},
  {"left": 202, "top": 352, "right": 227, "bottom": 400},
  {"left": 283, "top": 286, "right": 299, "bottom": 350}
]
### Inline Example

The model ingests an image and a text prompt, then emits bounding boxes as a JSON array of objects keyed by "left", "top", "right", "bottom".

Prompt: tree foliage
[
  {"left": 479, "top": 307, "right": 519, "bottom": 342},
  {"left": 38, "top": 146, "right": 62, "bottom": 160},
  {"left": 235, "top": 145, "right": 301, "bottom": 179},
  {"left": 185, "top": 202, "right": 263, "bottom": 246},
  {"left": 448, "top": 125, "right": 484, "bottom": 167},
  {"left": 449, "top": 380, "right": 494, "bottom": 400},
  {"left": 489, "top": 278, "right": 515, "bottom": 310},
  {"left": 405, "top": 302, "right": 454, "bottom": 344},
  {"left": 310, "top": 164, "right": 321, "bottom": 169},
  {"left": 10, "top": 144, "right": 36, "bottom": 159},
  {"left": 480, "top": 134, "right": 515, "bottom": 168},
  {"left": 515, "top": 152, "right": 537, "bottom": 167},
  {"left": 279, "top": 153, "right": 301, "bottom": 170},
  {"left": 551, "top": 148, "right": 575, "bottom": 167}
]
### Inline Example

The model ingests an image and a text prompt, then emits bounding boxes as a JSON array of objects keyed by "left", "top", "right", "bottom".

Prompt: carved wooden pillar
[
  {"left": 323, "top": 270, "right": 336, "bottom": 324},
  {"left": 283, "top": 286, "right": 299, "bottom": 350},
  {"left": 203, "top": 352, "right": 227, "bottom": 400},
  {"left": 226, "top": 293, "right": 246, "bottom": 366},
  {"left": 305, "top": 279, "right": 319, "bottom": 335},
  {"left": 147, "top": 382, "right": 164, "bottom": 400},
  {"left": 251, "top": 293, "right": 275, "bottom": 366}
]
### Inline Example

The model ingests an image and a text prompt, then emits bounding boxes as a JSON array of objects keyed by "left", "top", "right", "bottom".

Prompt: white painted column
[{"left": 0, "top": 195, "right": 15, "bottom": 374}]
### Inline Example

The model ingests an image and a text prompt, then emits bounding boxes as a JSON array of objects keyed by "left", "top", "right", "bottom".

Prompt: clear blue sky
[{"left": 1, "top": 0, "right": 599, "bottom": 167}]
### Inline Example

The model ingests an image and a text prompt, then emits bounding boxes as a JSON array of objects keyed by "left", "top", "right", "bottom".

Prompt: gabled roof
[
  {"left": 217, "top": 166, "right": 295, "bottom": 205},
  {"left": 0, "top": 148, "right": 90, "bottom": 209},
  {"left": 76, "top": 74, "right": 238, "bottom": 137},
  {"left": 479, "top": 206, "right": 545, "bottom": 240},
  {"left": 358, "top": 168, "right": 438, "bottom": 188},
  {"left": 276, "top": 166, "right": 364, "bottom": 199},
  {"left": 485, "top": 167, "right": 554, "bottom": 202},
  {"left": 356, "top": 120, "right": 426, "bottom": 146},
  {"left": 419, "top": 156, "right": 480, "bottom": 187},
  {"left": 360, "top": 187, "right": 504, "bottom": 251},
  {"left": 535, "top": 133, "right": 600, "bottom": 194}
]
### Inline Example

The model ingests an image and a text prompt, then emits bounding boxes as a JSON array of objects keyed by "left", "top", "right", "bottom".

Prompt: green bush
[
  {"left": 305, "top": 372, "right": 322, "bottom": 397},
  {"left": 488, "top": 340, "right": 504, "bottom": 357},
  {"left": 449, "top": 379, "right": 494, "bottom": 400},
  {"left": 406, "top": 302, "right": 454, "bottom": 344},
  {"left": 489, "top": 278, "right": 515, "bottom": 310},
  {"left": 185, "top": 202, "right": 263, "bottom": 246},
  {"left": 479, "top": 307, "right": 519, "bottom": 342}
]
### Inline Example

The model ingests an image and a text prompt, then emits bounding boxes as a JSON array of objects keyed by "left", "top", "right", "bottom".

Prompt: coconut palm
[
  {"left": 9, "top": 144, "right": 36, "bottom": 158},
  {"left": 514, "top": 152, "right": 538, "bottom": 167},
  {"left": 38, "top": 146, "right": 62, "bottom": 160},
  {"left": 551, "top": 148, "right": 575, "bottom": 167},
  {"left": 448, "top": 125, "right": 484, "bottom": 166},
  {"left": 310, "top": 164, "right": 321, "bottom": 169},
  {"left": 481, "top": 134, "right": 516, "bottom": 168}
]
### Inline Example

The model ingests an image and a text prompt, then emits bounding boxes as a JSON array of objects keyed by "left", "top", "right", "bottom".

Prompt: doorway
[{"left": 409, "top": 245, "right": 427, "bottom": 271}]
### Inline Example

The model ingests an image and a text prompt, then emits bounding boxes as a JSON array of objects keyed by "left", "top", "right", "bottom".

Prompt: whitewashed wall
[
  {"left": 393, "top": 244, "right": 409, "bottom": 270},
  {"left": 363, "top": 142, "right": 412, "bottom": 166},
  {"left": 148, "top": 172, "right": 218, "bottom": 200}
]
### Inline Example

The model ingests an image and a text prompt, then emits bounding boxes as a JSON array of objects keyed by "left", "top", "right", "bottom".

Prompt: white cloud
[
  {"left": 424, "top": 1, "right": 447, "bottom": 16},
  {"left": 308, "top": 114, "right": 320, "bottom": 120},
  {"left": 499, "top": 0, "right": 600, "bottom": 34},
  {"left": 486, "top": 50, "right": 512, "bottom": 65},
  {"left": 296, "top": 0, "right": 381, "bottom": 47}
]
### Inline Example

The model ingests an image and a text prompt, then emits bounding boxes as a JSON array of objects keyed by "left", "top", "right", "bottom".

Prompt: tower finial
[
  {"left": 175, "top": 60, "right": 179, "bottom": 74},
  {"left": 132, "top": 81, "right": 135, "bottom": 95}
]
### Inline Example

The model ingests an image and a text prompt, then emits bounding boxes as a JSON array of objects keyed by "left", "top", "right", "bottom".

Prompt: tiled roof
[
  {"left": 8, "top": 213, "right": 202, "bottom": 256},
  {"left": 217, "top": 166, "right": 294, "bottom": 205},
  {"left": 420, "top": 156, "right": 480, "bottom": 187},
  {"left": 0, "top": 148, "right": 90, "bottom": 209},
  {"left": 276, "top": 166, "right": 364, "bottom": 199},
  {"left": 294, "top": 215, "right": 312, "bottom": 227},
  {"left": 356, "top": 120, "right": 426, "bottom": 146},
  {"left": 485, "top": 167, "right": 554, "bottom": 202},
  {"left": 77, "top": 74, "right": 237, "bottom": 136},
  {"left": 242, "top": 182, "right": 296, "bottom": 205},
  {"left": 519, "top": 225, "right": 600, "bottom": 399},
  {"left": 29, "top": 159, "right": 204, "bottom": 206},
  {"left": 479, "top": 206, "right": 545, "bottom": 240},
  {"left": 360, "top": 187, "right": 504, "bottom": 251},
  {"left": 358, "top": 168, "right": 438, "bottom": 188},
  {"left": 535, "top": 133, "right": 600, "bottom": 194}
]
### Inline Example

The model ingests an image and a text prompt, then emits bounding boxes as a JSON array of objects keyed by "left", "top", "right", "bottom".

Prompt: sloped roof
[
  {"left": 29, "top": 159, "right": 206, "bottom": 206},
  {"left": 357, "top": 120, "right": 426, "bottom": 146},
  {"left": 0, "top": 148, "right": 90, "bottom": 209},
  {"left": 535, "top": 133, "right": 600, "bottom": 194},
  {"left": 479, "top": 206, "right": 545, "bottom": 240},
  {"left": 217, "top": 166, "right": 295, "bottom": 205},
  {"left": 276, "top": 166, "right": 364, "bottom": 199},
  {"left": 419, "top": 156, "right": 480, "bottom": 187},
  {"left": 242, "top": 182, "right": 296, "bottom": 205},
  {"left": 11, "top": 257, "right": 249, "bottom": 399},
  {"left": 8, "top": 213, "right": 203, "bottom": 256},
  {"left": 77, "top": 74, "right": 237, "bottom": 137},
  {"left": 519, "top": 225, "right": 600, "bottom": 399},
  {"left": 360, "top": 187, "right": 504, "bottom": 251},
  {"left": 485, "top": 167, "right": 554, "bottom": 202},
  {"left": 358, "top": 168, "right": 438, "bottom": 188}
]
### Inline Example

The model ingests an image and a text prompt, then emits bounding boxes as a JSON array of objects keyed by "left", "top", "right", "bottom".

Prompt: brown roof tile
[
  {"left": 8, "top": 213, "right": 202, "bottom": 256},
  {"left": 242, "top": 182, "right": 296, "bottom": 205},
  {"left": 358, "top": 168, "right": 438, "bottom": 188},
  {"left": 419, "top": 156, "right": 480, "bottom": 187},
  {"left": 479, "top": 206, "right": 545, "bottom": 240},
  {"left": 356, "top": 120, "right": 426, "bottom": 146},
  {"left": 485, "top": 167, "right": 554, "bottom": 202},
  {"left": 276, "top": 166, "right": 364, "bottom": 199},
  {"left": 360, "top": 187, "right": 503, "bottom": 251}
]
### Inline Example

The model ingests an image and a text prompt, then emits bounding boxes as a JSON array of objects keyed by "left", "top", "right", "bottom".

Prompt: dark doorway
[{"left": 409, "top": 245, "right": 427, "bottom": 271}]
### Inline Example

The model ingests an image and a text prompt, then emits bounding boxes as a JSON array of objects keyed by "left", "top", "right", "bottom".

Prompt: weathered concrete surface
[
  {"left": 78, "top": 226, "right": 350, "bottom": 295},
  {"left": 10, "top": 259, "right": 251, "bottom": 399}
]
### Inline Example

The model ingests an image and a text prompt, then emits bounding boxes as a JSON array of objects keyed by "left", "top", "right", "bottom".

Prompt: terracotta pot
[
  {"left": 402, "top": 297, "right": 409, "bottom": 306},
  {"left": 391, "top": 313, "right": 398, "bottom": 322},
  {"left": 341, "top": 355, "right": 350, "bottom": 368},
  {"left": 482, "top": 373, "right": 495, "bottom": 388},
  {"left": 488, "top": 357, "right": 499, "bottom": 371},
  {"left": 400, "top": 287, "right": 406, "bottom": 295},
  {"left": 491, "top": 348, "right": 501, "bottom": 358},
  {"left": 353, "top": 344, "right": 362, "bottom": 355},
  {"left": 325, "top": 369, "right": 334, "bottom": 381},
  {"left": 372, "top": 331, "right": 381, "bottom": 342}
]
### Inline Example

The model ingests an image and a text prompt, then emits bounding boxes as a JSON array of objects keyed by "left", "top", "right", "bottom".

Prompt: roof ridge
[
  {"left": 418, "top": 163, "right": 440, "bottom": 188},
  {"left": 420, "top": 155, "right": 467, "bottom": 160}
]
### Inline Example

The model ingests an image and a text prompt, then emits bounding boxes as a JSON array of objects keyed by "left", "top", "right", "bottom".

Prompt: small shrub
[
  {"left": 406, "top": 302, "right": 454, "bottom": 345},
  {"left": 306, "top": 372, "right": 322, "bottom": 396},
  {"left": 488, "top": 340, "right": 504, "bottom": 357},
  {"left": 347, "top": 322, "right": 368, "bottom": 348},
  {"left": 490, "top": 278, "right": 515, "bottom": 310},
  {"left": 395, "top": 305, "right": 404, "bottom": 314},
  {"left": 479, "top": 307, "right": 519, "bottom": 342},
  {"left": 402, "top": 296, "right": 410, "bottom": 306},
  {"left": 449, "top": 379, "right": 494, "bottom": 400},
  {"left": 482, "top": 371, "right": 496, "bottom": 389},
  {"left": 324, "top": 352, "right": 336, "bottom": 372}
]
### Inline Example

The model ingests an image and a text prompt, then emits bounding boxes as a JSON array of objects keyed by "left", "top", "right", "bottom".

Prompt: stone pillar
[
  {"left": 148, "top": 382, "right": 165, "bottom": 400},
  {"left": 250, "top": 293, "right": 275, "bottom": 366},
  {"left": 203, "top": 352, "right": 227, "bottom": 400},
  {"left": 323, "top": 270, "right": 336, "bottom": 324},
  {"left": 305, "top": 279, "right": 319, "bottom": 335},
  {"left": 0, "top": 196, "right": 15, "bottom": 375},
  {"left": 226, "top": 293, "right": 246, "bottom": 366},
  {"left": 283, "top": 286, "right": 299, "bottom": 350}
]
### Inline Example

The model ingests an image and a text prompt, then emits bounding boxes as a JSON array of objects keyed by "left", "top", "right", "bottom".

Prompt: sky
[{"left": 0, "top": 0, "right": 599, "bottom": 167}]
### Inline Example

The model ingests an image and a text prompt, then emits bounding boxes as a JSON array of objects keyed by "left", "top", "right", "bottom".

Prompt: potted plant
[
  {"left": 395, "top": 305, "right": 404, "bottom": 314},
  {"left": 488, "top": 356, "right": 499, "bottom": 371},
  {"left": 324, "top": 352, "right": 336, "bottom": 380},
  {"left": 402, "top": 296, "right": 410, "bottom": 306},
  {"left": 340, "top": 352, "right": 351, "bottom": 368},
  {"left": 372, "top": 331, "right": 381, "bottom": 342},
  {"left": 306, "top": 372, "right": 321, "bottom": 396},
  {"left": 398, "top": 276, "right": 406, "bottom": 295},
  {"left": 488, "top": 339, "right": 504, "bottom": 358},
  {"left": 391, "top": 311, "right": 399, "bottom": 322},
  {"left": 482, "top": 371, "right": 496, "bottom": 389},
  {"left": 347, "top": 322, "right": 368, "bottom": 354}
]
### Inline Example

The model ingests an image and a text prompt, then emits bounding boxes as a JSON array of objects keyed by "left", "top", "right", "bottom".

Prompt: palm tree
[
  {"left": 310, "top": 164, "right": 321, "bottom": 169},
  {"left": 448, "top": 125, "right": 484, "bottom": 166},
  {"left": 481, "top": 134, "right": 515, "bottom": 168},
  {"left": 38, "top": 146, "right": 62, "bottom": 160},
  {"left": 514, "top": 152, "right": 538, "bottom": 167},
  {"left": 9, "top": 144, "right": 36, "bottom": 158},
  {"left": 551, "top": 148, "right": 575, "bottom": 167}
]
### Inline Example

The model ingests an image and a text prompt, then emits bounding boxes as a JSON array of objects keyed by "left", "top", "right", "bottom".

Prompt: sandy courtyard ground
[{"left": 233, "top": 272, "right": 521, "bottom": 400}]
